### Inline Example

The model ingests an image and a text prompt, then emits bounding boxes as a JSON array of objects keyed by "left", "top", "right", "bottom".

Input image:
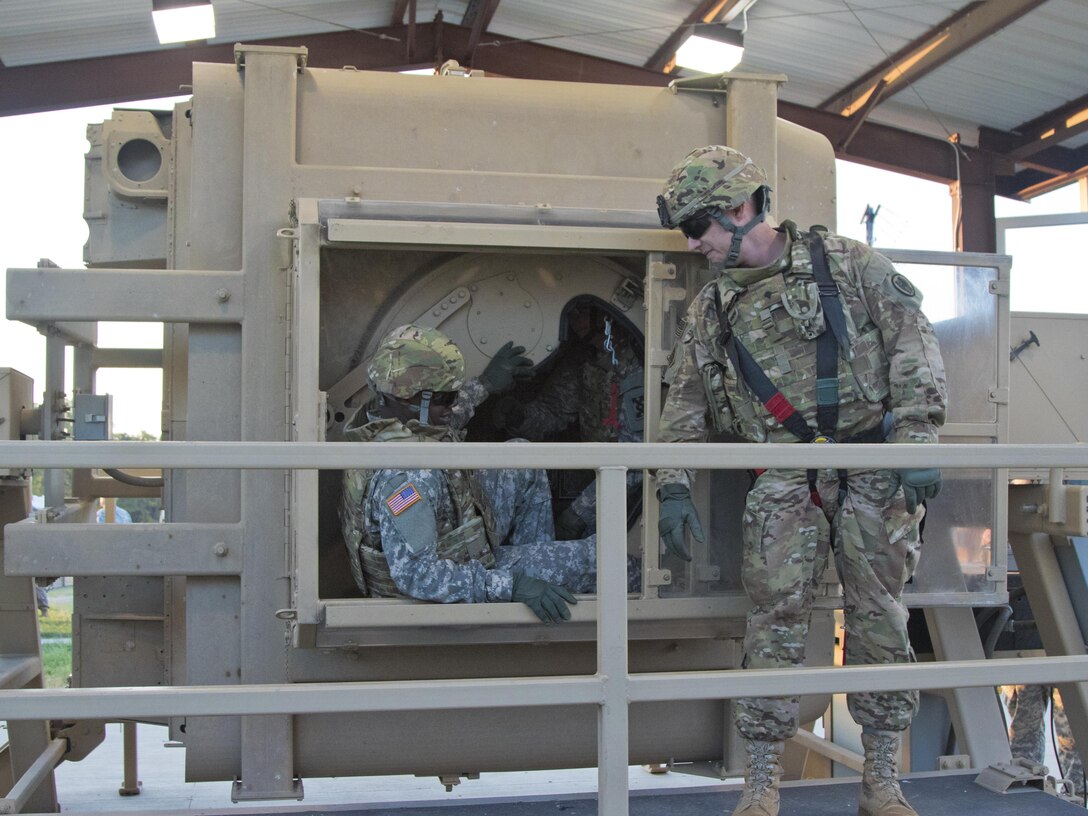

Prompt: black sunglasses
[{"left": 679, "top": 210, "right": 715, "bottom": 240}]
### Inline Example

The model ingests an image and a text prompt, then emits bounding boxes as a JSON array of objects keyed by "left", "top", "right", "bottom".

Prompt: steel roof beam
[
  {"left": 996, "top": 93, "right": 1088, "bottom": 161},
  {"left": 0, "top": 24, "right": 669, "bottom": 118},
  {"left": 390, "top": 0, "right": 409, "bottom": 26},
  {"left": 643, "top": 0, "right": 755, "bottom": 74},
  {"left": 462, "top": 0, "right": 502, "bottom": 64},
  {"left": 820, "top": 0, "right": 1048, "bottom": 117}
]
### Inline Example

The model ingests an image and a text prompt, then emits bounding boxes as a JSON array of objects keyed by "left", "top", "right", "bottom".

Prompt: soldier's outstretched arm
[{"left": 656, "top": 311, "right": 712, "bottom": 491}]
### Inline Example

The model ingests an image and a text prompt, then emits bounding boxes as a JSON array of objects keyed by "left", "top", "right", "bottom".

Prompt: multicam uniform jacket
[{"left": 657, "top": 222, "right": 946, "bottom": 484}]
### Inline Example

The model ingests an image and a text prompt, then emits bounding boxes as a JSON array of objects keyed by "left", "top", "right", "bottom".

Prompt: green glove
[
  {"left": 511, "top": 572, "right": 577, "bottom": 624},
  {"left": 479, "top": 341, "right": 534, "bottom": 393},
  {"left": 555, "top": 505, "right": 588, "bottom": 540},
  {"left": 492, "top": 395, "right": 527, "bottom": 431},
  {"left": 657, "top": 483, "right": 704, "bottom": 562},
  {"left": 897, "top": 468, "right": 942, "bottom": 513}
]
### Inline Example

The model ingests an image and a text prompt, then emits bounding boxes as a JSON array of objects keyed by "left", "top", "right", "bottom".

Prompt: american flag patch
[{"left": 386, "top": 483, "right": 421, "bottom": 516}]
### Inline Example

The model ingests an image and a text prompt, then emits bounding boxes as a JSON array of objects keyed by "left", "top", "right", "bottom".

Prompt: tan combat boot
[
  {"left": 859, "top": 730, "right": 918, "bottom": 816},
  {"left": 732, "top": 739, "right": 784, "bottom": 816}
]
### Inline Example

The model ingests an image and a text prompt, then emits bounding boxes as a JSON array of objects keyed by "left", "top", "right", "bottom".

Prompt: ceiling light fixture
[
  {"left": 152, "top": 0, "right": 216, "bottom": 45},
  {"left": 674, "top": 23, "right": 744, "bottom": 74}
]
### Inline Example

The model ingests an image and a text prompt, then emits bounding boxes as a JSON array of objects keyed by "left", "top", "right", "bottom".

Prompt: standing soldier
[{"left": 655, "top": 146, "right": 946, "bottom": 816}]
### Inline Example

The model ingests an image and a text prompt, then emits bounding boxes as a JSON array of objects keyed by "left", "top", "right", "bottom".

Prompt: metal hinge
[
  {"left": 988, "top": 279, "right": 1010, "bottom": 296},
  {"left": 650, "top": 262, "right": 676, "bottom": 280},
  {"left": 645, "top": 568, "right": 672, "bottom": 588},
  {"left": 988, "top": 387, "right": 1010, "bottom": 405}
]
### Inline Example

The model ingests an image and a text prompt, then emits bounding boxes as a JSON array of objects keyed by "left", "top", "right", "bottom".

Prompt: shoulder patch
[
  {"left": 891, "top": 273, "right": 916, "bottom": 299},
  {"left": 386, "top": 482, "right": 422, "bottom": 515},
  {"left": 380, "top": 475, "right": 438, "bottom": 556}
]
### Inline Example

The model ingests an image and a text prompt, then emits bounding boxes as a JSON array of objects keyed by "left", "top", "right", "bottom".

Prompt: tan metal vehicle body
[{"left": 1, "top": 45, "right": 1035, "bottom": 803}]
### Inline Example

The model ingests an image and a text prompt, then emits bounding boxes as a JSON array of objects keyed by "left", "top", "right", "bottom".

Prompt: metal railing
[{"left": 2, "top": 439, "right": 1088, "bottom": 816}]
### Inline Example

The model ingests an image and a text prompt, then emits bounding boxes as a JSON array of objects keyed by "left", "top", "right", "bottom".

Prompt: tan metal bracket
[
  {"left": 234, "top": 44, "right": 309, "bottom": 71},
  {"left": 645, "top": 567, "right": 672, "bottom": 588}
]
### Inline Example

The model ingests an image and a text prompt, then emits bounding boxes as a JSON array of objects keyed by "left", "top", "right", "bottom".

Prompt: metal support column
[
  {"left": 726, "top": 76, "right": 784, "bottom": 221},
  {"left": 42, "top": 331, "right": 66, "bottom": 508},
  {"left": 0, "top": 480, "right": 60, "bottom": 813},
  {"left": 597, "top": 466, "right": 629, "bottom": 816},
  {"left": 1008, "top": 531, "right": 1088, "bottom": 773},
  {"left": 951, "top": 149, "right": 997, "bottom": 253},
  {"left": 118, "top": 722, "right": 141, "bottom": 796},
  {"left": 234, "top": 44, "right": 305, "bottom": 802},
  {"left": 923, "top": 606, "right": 1011, "bottom": 768}
]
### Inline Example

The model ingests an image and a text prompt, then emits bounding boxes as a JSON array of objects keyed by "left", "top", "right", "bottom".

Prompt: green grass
[
  {"left": 40, "top": 641, "right": 71, "bottom": 689},
  {"left": 37, "top": 606, "right": 73, "bottom": 638}
]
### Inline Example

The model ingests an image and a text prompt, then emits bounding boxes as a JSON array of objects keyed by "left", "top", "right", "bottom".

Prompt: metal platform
[
  {"left": 92, "top": 772, "right": 1076, "bottom": 816},
  {"left": 321, "top": 774, "right": 1081, "bottom": 815}
]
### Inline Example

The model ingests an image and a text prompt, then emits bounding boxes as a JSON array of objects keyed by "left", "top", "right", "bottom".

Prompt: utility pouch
[
  {"left": 781, "top": 279, "right": 826, "bottom": 340},
  {"left": 435, "top": 516, "right": 496, "bottom": 568}
]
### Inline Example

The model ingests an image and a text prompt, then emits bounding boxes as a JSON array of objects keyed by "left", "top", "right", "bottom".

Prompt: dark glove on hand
[
  {"left": 896, "top": 468, "right": 942, "bottom": 513},
  {"left": 554, "top": 505, "right": 588, "bottom": 541},
  {"left": 511, "top": 572, "right": 577, "bottom": 624},
  {"left": 479, "top": 341, "right": 534, "bottom": 393},
  {"left": 657, "top": 483, "right": 704, "bottom": 562},
  {"left": 492, "top": 395, "right": 526, "bottom": 431}
]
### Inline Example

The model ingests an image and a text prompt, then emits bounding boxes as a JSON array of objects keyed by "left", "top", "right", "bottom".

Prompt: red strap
[{"left": 603, "top": 381, "right": 620, "bottom": 430}]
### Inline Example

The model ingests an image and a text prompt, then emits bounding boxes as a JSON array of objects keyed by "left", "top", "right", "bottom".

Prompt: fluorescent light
[
  {"left": 152, "top": 0, "right": 216, "bottom": 44},
  {"left": 674, "top": 23, "right": 744, "bottom": 74}
]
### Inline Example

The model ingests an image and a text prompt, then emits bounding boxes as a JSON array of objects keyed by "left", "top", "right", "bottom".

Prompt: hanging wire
[
  {"left": 231, "top": 0, "right": 401, "bottom": 41},
  {"left": 840, "top": 0, "right": 967, "bottom": 152},
  {"left": 604, "top": 317, "right": 622, "bottom": 369}
]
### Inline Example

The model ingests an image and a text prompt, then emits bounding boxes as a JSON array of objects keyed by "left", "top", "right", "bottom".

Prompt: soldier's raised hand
[{"left": 479, "top": 341, "right": 534, "bottom": 393}]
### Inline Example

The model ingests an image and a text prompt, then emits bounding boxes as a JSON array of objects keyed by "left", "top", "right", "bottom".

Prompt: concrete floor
[{"left": 44, "top": 721, "right": 721, "bottom": 814}]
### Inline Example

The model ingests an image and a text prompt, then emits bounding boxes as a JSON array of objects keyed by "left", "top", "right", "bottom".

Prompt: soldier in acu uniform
[
  {"left": 339, "top": 323, "right": 639, "bottom": 623},
  {"left": 655, "top": 146, "right": 947, "bottom": 816}
]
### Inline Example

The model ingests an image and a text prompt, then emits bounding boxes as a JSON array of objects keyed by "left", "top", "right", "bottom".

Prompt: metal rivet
[
  {"left": 213, "top": 542, "right": 228, "bottom": 557},
  {"left": 215, "top": 288, "right": 230, "bottom": 303}
]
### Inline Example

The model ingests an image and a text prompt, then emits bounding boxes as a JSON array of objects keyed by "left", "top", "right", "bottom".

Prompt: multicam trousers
[
  {"left": 735, "top": 467, "right": 923, "bottom": 741},
  {"left": 1002, "top": 684, "right": 1085, "bottom": 796}
]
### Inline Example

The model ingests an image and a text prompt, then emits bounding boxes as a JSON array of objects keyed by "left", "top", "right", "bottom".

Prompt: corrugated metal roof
[
  {"left": 903, "top": 0, "right": 1087, "bottom": 132},
  {"left": 1, "top": 0, "right": 1084, "bottom": 160}
]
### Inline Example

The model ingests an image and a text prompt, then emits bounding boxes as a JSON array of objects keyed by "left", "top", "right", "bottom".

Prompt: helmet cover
[
  {"left": 367, "top": 324, "right": 465, "bottom": 399},
  {"left": 657, "top": 145, "right": 769, "bottom": 228}
]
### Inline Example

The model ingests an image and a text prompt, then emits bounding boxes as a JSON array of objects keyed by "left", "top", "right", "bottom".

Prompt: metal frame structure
[
  {"left": 3, "top": 439, "right": 1088, "bottom": 815},
  {"left": 2, "top": 44, "right": 1083, "bottom": 814}
]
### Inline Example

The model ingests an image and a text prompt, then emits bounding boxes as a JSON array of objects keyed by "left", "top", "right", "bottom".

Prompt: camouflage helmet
[
  {"left": 367, "top": 324, "right": 465, "bottom": 399},
  {"left": 657, "top": 145, "right": 770, "bottom": 228}
]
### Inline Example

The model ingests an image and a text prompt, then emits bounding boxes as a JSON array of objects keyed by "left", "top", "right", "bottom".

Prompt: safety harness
[{"left": 713, "top": 229, "right": 883, "bottom": 508}]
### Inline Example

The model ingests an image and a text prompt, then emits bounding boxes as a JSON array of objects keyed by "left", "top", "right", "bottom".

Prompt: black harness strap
[
  {"left": 807, "top": 230, "right": 849, "bottom": 506},
  {"left": 712, "top": 229, "right": 873, "bottom": 509}
]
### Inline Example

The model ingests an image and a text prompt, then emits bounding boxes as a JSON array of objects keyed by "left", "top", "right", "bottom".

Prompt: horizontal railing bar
[
  {"left": 2, "top": 656, "right": 1085, "bottom": 721},
  {"left": 629, "top": 655, "right": 1088, "bottom": 701},
  {"left": 0, "top": 676, "right": 605, "bottom": 720},
  {"left": 1, "top": 441, "right": 1084, "bottom": 470}
]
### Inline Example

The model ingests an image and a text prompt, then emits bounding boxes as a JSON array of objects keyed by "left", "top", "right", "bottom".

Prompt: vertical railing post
[{"left": 596, "top": 466, "right": 629, "bottom": 816}]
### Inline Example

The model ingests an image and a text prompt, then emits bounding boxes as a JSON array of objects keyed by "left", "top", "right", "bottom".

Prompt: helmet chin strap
[
  {"left": 416, "top": 390, "right": 433, "bottom": 426},
  {"left": 714, "top": 187, "right": 771, "bottom": 268}
]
